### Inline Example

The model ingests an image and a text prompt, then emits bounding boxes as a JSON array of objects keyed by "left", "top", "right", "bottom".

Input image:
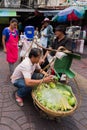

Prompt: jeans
[{"left": 13, "top": 73, "right": 43, "bottom": 98}]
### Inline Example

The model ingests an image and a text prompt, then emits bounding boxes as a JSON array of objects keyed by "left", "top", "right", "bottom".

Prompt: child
[{"left": 19, "top": 34, "right": 32, "bottom": 61}]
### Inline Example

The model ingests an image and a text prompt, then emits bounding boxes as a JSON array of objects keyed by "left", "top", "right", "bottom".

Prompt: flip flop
[{"left": 15, "top": 92, "right": 24, "bottom": 107}]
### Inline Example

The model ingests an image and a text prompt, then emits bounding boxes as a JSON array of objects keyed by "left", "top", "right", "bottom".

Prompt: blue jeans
[{"left": 13, "top": 73, "right": 43, "bottom": 98}]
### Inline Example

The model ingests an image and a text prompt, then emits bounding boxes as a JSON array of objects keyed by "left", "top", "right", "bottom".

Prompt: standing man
[
  {"left": 11, "top": 48, "right": 53, "bottom": 106},
  {"left": 2, "top": 18, "right": 19, "bottom": 76},
  {"left": 41, "top": 25, "right": 72, "bottom": 69},
  {"left": 49, "top": 25, "right": 72, "bottom": 56},
  {"left": 40, "top": 18, "right": 54, "bottom": 54}
]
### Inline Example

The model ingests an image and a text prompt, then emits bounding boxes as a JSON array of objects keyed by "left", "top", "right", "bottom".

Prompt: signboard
[{"left": 0, "top": 11, "right": 16, "bottom": 17}]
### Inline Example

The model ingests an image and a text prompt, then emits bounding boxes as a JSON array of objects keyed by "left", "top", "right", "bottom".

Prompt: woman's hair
[
  {"left": 29, "top": 48, "right": 42, "bottom": 58},
  {"left": 10, "top": 18, "right": 18, "bottom": 24}
]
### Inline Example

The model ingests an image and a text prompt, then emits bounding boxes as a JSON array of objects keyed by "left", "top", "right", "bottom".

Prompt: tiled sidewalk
[
  {"left": 0, "top": 50, "right": 87, "bottom": 130},
  {"left": 72, "top": 45, "right": 87, "bottom": 79}
]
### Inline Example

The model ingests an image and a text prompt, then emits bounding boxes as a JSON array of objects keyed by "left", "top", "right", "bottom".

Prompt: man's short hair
[
  {"left": 29, "top": 48, "right": 42, "bottom": 58},
  {"left": 55, "top": 25, "right": 66, "bottom": 34}
]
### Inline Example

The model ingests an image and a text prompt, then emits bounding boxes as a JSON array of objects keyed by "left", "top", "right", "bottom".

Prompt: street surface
[{"left": 0, "top": 46, "right": 87, "bottom": 130}]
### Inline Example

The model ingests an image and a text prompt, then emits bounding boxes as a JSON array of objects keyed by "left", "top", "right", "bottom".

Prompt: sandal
[{"left": 15, "top": 92, "right": 24, "bottom": 107}]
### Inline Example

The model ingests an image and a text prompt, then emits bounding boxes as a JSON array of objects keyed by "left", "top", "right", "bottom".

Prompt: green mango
[
  {"left": 53, "top": 104, "right": 61, "bottom": 111},
  {"left": 53, "top": 76, "right": 59, "bottom": 81},
  {"left": 68, "top": 97, "right": 76, "bottom": 106},
  {"left": 36, "top": 92, "right": 42, "bottom": 98},
  {"left": 49, "top": 82, "right": 56, "bottom": 88},
  {"left": 40, "top": 100, "right": 47, "bottom": 106},
  {"left": 63, "top": 91, "right": 71, "bottom": 96},
  {"left": 46, "top": 103, "right": 53, "bottom": 109}
]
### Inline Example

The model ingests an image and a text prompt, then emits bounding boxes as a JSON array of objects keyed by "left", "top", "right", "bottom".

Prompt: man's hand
[
  {"left": 58, "top": 46, "right": 66, "bottom": 52},
  {"left": 44, "top": 73, "right": 49, "bottom": 77},
  {"left": 39, "top": 59, "right": 45, "bottom": 65},
  {"left": 43, "top": 75, "right": 54, "bottom": 83}
]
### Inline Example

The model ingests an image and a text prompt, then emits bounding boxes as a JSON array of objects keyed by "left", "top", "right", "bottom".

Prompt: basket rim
[{"left": 32, "top": 91, "right": 78, "bottom": 117}]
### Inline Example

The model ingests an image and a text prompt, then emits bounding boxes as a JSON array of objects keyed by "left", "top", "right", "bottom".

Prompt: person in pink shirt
[{"left": 2, "top": 18, "right": 19, "bottom": 76}]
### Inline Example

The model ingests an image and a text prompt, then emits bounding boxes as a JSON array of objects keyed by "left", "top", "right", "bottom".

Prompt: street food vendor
[
  {"left": 11, "top": 48, "right": 53, "bottom": 106},
  {"left": 41, "top": 25, "right": 72, "bottom": 69}
]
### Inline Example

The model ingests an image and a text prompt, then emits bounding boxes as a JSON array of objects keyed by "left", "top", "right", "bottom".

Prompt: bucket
[{"left": 24, "top": 26, "right": 34, "bottom": 40}]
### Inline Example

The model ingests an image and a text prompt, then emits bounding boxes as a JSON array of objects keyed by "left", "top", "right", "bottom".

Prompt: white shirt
[
  {"left": 11, "top": 57, "right": 41, "bottom": 83},
  {"left": 20, "top": 39, "right": 32, "bottom": 57},
  {"left": 32, "top": 36, "right": 42, "bottom": 50},
  {"left": 40, "top": 27, "right": 48, "bottom": 48}
]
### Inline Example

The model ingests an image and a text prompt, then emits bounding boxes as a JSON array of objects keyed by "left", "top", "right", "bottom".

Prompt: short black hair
[
  {"left": 55, "top": 25, "right": 66, "bottom": 34},
  {"left": 29, "top": 48, "right": 42, "bottom": 58},
  {"left": 10, "top": 18, "right": 18, "bottom": 24}
]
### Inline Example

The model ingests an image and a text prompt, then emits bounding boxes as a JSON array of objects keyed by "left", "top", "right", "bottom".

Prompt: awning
[
  {"left": 39, "top": 10, "right": 60, "bottom": 16},
  {"left": 0, "top": 10, "right": 16, "bottom": 17}
]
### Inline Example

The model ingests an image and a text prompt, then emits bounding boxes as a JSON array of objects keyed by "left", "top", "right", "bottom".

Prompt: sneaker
[{"left": 15, "top": 92, "right": 24, "bottom": 107}]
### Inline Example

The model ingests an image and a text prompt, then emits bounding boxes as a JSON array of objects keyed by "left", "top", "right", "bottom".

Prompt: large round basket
[{"left": 32, "top": 82, "right": 78, "bottom": 117}]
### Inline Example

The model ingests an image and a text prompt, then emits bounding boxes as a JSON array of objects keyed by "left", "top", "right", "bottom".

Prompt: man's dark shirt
[{"left": 50, "top": 36, "right": 72, "bottom": 56}]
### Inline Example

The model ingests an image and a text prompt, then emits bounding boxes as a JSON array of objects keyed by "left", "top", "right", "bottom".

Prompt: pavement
[{"left": 0, "top": 45, "right": 87, "bottom": 130}]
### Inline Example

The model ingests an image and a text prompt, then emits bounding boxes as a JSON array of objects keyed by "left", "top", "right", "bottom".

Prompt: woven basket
[{"left": 32, "top": 84, "right": 78, "bottom": 117}]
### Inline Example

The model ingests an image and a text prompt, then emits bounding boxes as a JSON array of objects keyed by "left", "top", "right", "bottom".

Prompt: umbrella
[{"left": 52, "top": 6, "right": 85, "bottom": 22}]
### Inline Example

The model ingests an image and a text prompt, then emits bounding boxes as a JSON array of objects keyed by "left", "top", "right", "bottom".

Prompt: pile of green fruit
[{"left": 34, "top": 82, "right": 76, "bottom": 112}]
